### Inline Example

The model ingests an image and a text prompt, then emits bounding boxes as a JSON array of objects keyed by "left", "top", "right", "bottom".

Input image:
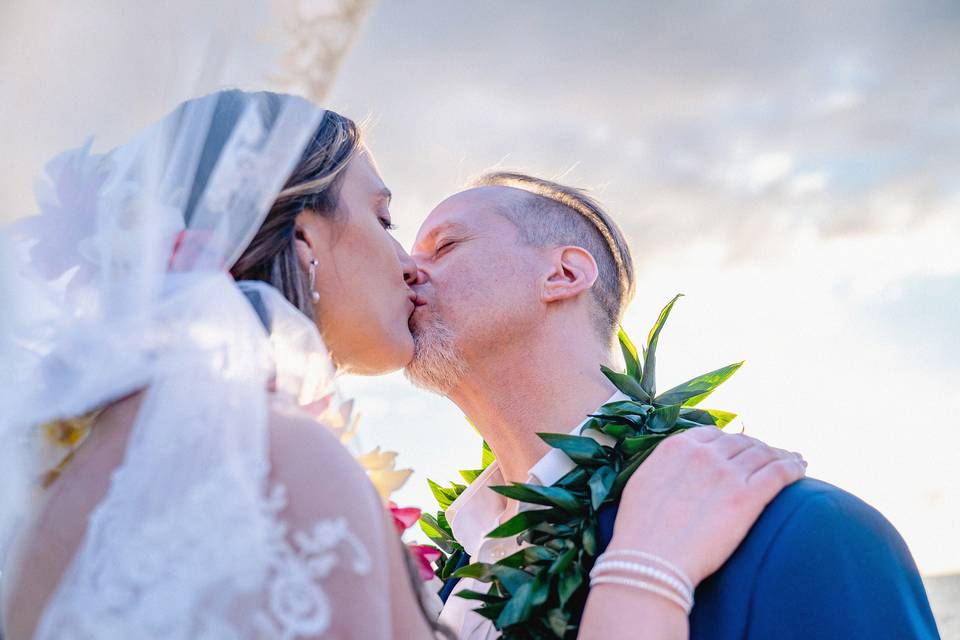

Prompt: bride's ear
[
  {"left": 541, "top": 246, "right": 599, "bottom": 303},
  {"left": 293, "top": 211, "right": 319, "bottom": 269}
]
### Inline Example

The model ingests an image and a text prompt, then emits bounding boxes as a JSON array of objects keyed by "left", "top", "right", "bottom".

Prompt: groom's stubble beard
[{"left": 404, "top": 312, "right": 468, "bottom": 395}]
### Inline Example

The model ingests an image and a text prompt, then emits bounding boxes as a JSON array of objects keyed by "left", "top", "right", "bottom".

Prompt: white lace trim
[{"left": 36, "top": 475, "right": 372, "bottom": 640}]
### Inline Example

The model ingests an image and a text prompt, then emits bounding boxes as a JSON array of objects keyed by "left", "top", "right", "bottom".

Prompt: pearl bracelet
[
  {"left": 597, "top": 549, "right": 694, "bottom": 591},
  {"left": 590, "top": 559, "right": 694, "bottom": 604},
  {"left": 590, "top": 574, "right": 693, "bottom": 614}
]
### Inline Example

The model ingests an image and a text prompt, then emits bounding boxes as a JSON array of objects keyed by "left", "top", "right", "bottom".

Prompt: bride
[{"left": 0, "top": 90, "right": 805, "bottom": 639}]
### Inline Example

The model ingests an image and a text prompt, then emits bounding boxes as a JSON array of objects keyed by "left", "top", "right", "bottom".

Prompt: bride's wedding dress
[{"left": 0, "top": 92, "right": 403, "bottom": 639}]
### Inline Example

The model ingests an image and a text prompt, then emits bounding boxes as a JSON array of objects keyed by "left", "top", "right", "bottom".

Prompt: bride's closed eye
[{"left": 378, "top": 215, "right": 397, "bottom": 231}]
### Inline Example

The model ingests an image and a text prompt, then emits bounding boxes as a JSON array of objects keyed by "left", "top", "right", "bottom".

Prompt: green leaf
[
  {"left": 547, "top": 607, "right": 570, "bottom": 637},
  {"left": 558, "top": 566, "right": 585, "bottom": 606},
  {"left": 621, "top": 433, "right": 667, "bottom": 456},
  {"left": 538, "top": 433, "right": 610, "bottom": 466},
  {"left": 618, "top": 326, "right": 642, "bottom": 379},
  {"left": 548, "top": 546, "right": 578, "bottom": 575},
  {"left": 491, "top": 483, "right": 585, "bottom": 514},
  {"left": 486, "top": 508, "right": 564, "bottom": 539},
  {"left": 655, "top": 361, "right": 743, "bottom": 407},
  {"left": 497, "top": 545, "right": 557, "bottom": 569},
  {"left": 439, "top": 548, "right": 467, "bottom": 580},
  {"left": 646, "top": 293, "right": 684, "bottom": 350},
  {"left": 578, "top": 417, "right": 603, "bottom": 435},
  {"left": 640, "top": 294, "right": 684, "bottom": 398},
  {"left": 592, "top": 400, "right": 653, "bottom": 418},
  {"left": 648, "top": 404, "right": 681, "bottom": 433},
  {"left": 455, "top": 589, "right": 504, "bottom": 604},
  {"left": 459, "top": 468, "right": 484, "bottom": 484},
  {"left": 530, "top": 574, "right": 550, "bottom": 607},
  {"left": 419, "top": 513, "right": 456, "bottom": 554},
  {"left": 595, "top": 422, "right": 629, "bottom": 439},
  {"left": 496, "top": 579, "right": 536, "bottom": 627},
  {"left": 481, "top": 440, "right": 496, "bottom": 469},
  {"left": 473, "top": 601, "right": 506, "bottom": 622},
  {"left": 453, "top": 562, "right": 533, "bottom": 594},
  {"left": 555, "top": 466, "right": 590, "bottom": 490},
  {"left": 427, "top": 478, "right": 460, "bottom": 510},
  {"left": 582, "top": 525, "right": 598, "bottom": 556},
  {"left": 679, "top": 407, "right": 737, "bottom": 428},
  {"left": 588, "top": 465, "right": 617, "bottom": 510},
  {"left": 600, "top": 365, "right": 651, "bottom": 402},
  {"left": 592, "top": 412, "right": 645, "bottom": 429}
]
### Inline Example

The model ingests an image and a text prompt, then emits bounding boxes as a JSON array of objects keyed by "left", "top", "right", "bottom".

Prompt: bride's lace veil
[{"left": 0, "top": 90, "right": 377, "bottom": 637}]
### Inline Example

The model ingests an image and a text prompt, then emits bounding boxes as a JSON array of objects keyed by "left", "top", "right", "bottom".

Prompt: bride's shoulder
[
  {"left": 267, "top": 405, "right": 350, "bottom": 458},
  {"left": 265, "top": 405, "right": 380, "bottom": 524}
]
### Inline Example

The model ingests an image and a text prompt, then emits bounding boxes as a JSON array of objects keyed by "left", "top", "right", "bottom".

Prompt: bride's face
[{"left": 295, "top": 150, "right": 418, "bottom": 375}]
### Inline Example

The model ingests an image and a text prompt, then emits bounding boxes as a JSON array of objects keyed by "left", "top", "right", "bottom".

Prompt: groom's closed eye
[{"left": 434, "top": 239, "right": 457, "bottom": 256}]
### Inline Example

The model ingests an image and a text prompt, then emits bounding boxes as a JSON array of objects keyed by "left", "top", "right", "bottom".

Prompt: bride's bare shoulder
[{"left": 265, "top": 405, "right": 380, "bottom": 524}]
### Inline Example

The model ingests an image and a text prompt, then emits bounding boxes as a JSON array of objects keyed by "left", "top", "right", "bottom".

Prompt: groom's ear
[{"left": 541, "top": 246, "right": 599, "bottom": 303}]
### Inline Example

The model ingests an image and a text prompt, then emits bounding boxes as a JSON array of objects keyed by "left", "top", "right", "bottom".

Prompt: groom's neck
[{"left": 448, "top": 334, "right": 617, "bottom": 485}]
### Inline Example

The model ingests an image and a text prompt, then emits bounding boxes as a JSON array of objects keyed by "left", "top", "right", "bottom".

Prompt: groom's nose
[{"left": 408, "top": 265, "right": 428, "bottom": 287}]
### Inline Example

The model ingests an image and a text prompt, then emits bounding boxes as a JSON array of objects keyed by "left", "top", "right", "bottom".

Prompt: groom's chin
[{"left": 403, "top": 320, "right": 467, "bottom": 396}]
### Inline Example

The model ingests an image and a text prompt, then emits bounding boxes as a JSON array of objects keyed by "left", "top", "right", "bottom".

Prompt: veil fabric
[{"left": 0, "top": 91, "right": 394, "bottom": 638}]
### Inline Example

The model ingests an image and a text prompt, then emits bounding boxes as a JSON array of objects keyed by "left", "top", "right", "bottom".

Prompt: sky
[{"left": 1, "top": 1, "right": 958, "bottom": 575}]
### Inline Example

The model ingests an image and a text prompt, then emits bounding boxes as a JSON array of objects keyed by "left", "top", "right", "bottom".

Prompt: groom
[{"left": 406, "top": 172, "right": 939, "bottom": 639}]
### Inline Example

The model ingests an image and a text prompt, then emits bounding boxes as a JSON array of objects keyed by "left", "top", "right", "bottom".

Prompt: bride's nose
[{"left": 396, "top": 245, "right": 418, "bottom": 286}]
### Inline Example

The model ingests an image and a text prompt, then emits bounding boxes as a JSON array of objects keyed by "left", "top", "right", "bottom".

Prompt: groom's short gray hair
[{"left": 472, "top": 171, "right": 636, "bottom": 340}]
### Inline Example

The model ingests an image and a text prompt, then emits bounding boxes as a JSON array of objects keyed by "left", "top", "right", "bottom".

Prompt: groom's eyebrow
[
  {"left": 430, "top": 222, "right": 468, "bottom": 241},
  {"left": 415, "top": 222, "right": 465, "bottom": 251}
]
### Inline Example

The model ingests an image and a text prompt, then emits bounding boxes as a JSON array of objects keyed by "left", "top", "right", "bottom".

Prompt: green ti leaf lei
[{"left": 420, "top": 295, "right": 744, "bottom": 638}]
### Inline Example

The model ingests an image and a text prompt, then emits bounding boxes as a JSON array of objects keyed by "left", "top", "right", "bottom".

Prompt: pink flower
[
  {"left": 388, "top": 502, "right": 422, "bottom": 535},
  {"left": 387, "top": 503, "right": 441, "bottom": 581},
  {"left": 409, "top": 544, "right": 443, "bottom": 581}
]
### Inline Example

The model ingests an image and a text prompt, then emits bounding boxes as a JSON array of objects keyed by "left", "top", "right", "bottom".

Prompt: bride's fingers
[
  {"left": 728, "top": 441, "right": 780, "bottom": 474},
  {"left": 682, "top": 425, "right": 724, "bottom": 443},
  {"left": 747, "top": 453, "right": 806, "bottom": 494},
  {"left": 711, "top": 432, "right": 762, "bottom": 460}
]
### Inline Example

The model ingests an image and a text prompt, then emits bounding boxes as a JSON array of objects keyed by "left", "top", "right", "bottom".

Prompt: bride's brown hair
[{"left": 230, "top": 104, "right": 362, "bottom": 318}]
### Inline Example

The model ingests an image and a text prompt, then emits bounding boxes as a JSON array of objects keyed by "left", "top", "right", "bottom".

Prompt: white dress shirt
[{"left": 438, "top": 392, "right": 627, "bottom": 640}]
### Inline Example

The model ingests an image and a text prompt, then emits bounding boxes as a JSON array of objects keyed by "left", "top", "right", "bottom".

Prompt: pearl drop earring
[{"left": 308, "top": 259, "right": 320, "bottom": 302}]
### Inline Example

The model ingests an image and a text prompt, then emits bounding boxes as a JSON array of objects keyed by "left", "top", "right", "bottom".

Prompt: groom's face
[{"left": 408, "top": 188, "right": 545, "bottom": 384}]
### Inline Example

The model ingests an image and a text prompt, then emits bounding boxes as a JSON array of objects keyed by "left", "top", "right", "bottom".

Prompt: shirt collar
[{"left": 445, "top": 390, "right": 629, "bottom": 556}]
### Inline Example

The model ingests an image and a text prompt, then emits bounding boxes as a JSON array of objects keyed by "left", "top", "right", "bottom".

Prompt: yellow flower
[{"left": 356, "top": 447, "right": 413, "bottom": 502}]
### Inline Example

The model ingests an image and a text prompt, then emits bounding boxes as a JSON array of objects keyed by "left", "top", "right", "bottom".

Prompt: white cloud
[{"left": 788, "top": 171, "right": 829, "bottom": 196}]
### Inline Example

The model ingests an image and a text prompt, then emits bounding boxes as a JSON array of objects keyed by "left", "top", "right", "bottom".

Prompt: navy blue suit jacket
[{"left": 442, "top": 478, "right": 940, "bottom": 638}]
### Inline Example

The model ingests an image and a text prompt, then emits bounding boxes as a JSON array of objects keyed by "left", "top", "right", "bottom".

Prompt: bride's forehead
[{"left": 345, "top": 151, "right": 383, "bottom": 185}]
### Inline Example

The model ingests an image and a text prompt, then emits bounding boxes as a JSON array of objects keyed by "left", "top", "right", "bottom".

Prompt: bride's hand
[{"left": 609, "top": 427, "right": 806, "bottom": 587}]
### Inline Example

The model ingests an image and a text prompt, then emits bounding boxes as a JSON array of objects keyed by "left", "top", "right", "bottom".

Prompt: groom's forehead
[{"left": 416, "top": 187, "right": 516, "bottom": 241}]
